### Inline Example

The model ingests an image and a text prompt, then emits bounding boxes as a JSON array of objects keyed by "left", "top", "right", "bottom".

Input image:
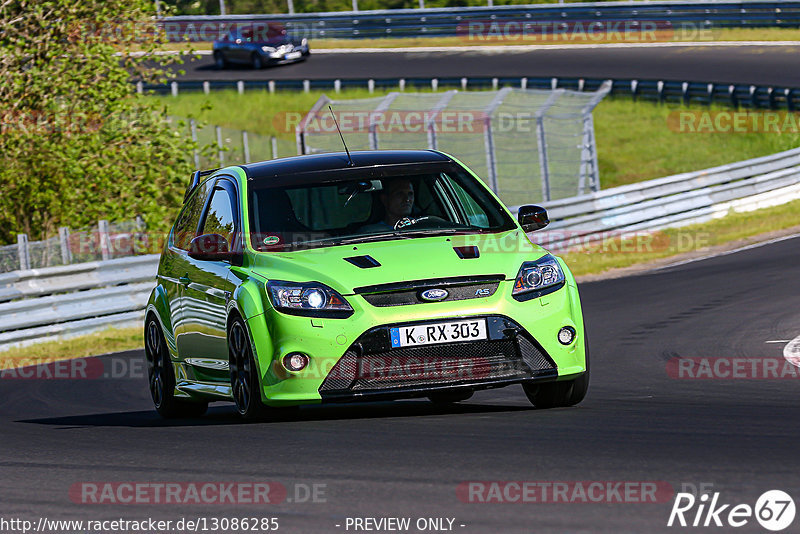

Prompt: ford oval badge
[{"left": 420, "top": 288, "right": 448, "bottom": 301}]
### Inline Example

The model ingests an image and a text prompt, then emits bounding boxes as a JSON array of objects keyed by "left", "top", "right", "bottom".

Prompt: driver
[{"left": 361, "top": 178, "right": 415, "bottom": 232}]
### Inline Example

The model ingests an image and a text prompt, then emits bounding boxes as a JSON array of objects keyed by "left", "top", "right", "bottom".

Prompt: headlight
[
  {"left": 267, "top": 280, "right": 353, "bottom": 318},
  {"left": 512, "top": 254, "right": 565, "bottom": 298},
  {"left": 262, "top": 46, "right": 276, "bottom": 53}
]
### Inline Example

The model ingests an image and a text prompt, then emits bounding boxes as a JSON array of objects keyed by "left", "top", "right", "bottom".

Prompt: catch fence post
[
  {"left": 17, "top": 234, "right": 30, "bottom": 271},
  {"left": 59, "top": 227, "right": 72, "bottom": 265}
]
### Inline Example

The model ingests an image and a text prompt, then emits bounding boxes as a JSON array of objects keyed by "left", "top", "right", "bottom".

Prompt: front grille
[
  {"left": 356, "top": 275, "right": 503, "bottom": 307},
  {"left": 319, "top": 315, "right": 556, "bottom": 396}
]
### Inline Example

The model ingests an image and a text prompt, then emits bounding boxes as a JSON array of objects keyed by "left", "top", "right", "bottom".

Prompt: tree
[{"left": 0, "top": 0, "right": 196, "bottom": 245}]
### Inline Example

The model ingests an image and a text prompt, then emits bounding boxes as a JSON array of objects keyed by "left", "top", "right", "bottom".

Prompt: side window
[
  {"left": 201, "top": 185, "right": 237, "bottom": 246},
  {"left": 442, "top": 174, "right": 490, "bottom": 228},
  {"left": 172, "top": 181, "right": 212, "bottom": 250},
  {"left": 414, "top": 177, "right": 446, "bottom": 218}
]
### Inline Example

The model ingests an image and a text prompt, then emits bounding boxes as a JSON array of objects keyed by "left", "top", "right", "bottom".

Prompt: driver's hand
[{"left": 394, "top": 217, "right": 414, "bottom": 230}]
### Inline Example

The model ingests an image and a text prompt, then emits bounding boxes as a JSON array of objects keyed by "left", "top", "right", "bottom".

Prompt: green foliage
[{"left": 0, "top": 0, "right": 197, "bottom": 245}]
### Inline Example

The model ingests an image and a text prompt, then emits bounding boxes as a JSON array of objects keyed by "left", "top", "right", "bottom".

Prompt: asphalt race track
[
  {"left": 2, "top": 235, "right": 799, "bottom": 533},
  {"left": 175, "top": 45, "right": 800, "bottom": 86}
]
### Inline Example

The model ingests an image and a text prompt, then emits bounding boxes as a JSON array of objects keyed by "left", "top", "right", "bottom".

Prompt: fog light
[
  {"left": 558, "top": 327, "right": 576, "bottom": 345},
  {"left": 283, "top": 352, "right": 309, "bottom": 372}
]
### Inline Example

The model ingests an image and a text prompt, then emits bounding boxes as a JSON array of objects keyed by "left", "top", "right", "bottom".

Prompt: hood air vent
[
  {"left": 453, "top": 246, "right": 480, "bottom": 259},
  {"left": 344, "top": 255, "right": 381, "bottom": 269}
]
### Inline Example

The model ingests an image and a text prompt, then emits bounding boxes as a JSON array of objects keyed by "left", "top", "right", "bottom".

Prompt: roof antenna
[{"left": 328, "top": 105, "right": 355, "bottom": 167}]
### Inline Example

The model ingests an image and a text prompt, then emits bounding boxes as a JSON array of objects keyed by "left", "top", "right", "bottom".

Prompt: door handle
[{"left": 179, "top": 275, "right": 191, "bottom": 286}]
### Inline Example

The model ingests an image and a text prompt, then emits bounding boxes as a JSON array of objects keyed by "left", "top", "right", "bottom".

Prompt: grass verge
[
  {"left": 0, "top": 327, "right": 142, "bottom": 369},
  {"left": 593, "top": 100, "right": 800, "bottom": 188},
  {"left": 562, "top": 199, "right": 800, "bottom": 277}
]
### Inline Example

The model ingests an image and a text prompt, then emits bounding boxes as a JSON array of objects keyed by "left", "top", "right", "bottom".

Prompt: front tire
[
  {"left": 251, "top": 53, "right": 263, "bottom": 70},
  {"left": 144, "top": 317, "right": 208, "bottom": 418},
  {"left": 523, "top": 338, "right": 589, "bottom": 409},
  {"left": 229, "top": 316, "right": 269, "bottom": 420},
  {"left": 522, "top": 372, "right": 589, "bottom": 409}
]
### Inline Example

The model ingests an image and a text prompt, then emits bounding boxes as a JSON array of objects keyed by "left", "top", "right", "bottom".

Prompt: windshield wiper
[
  {"left": 335, "top": 228, "right": 472, "bottom": 244},
  {"left": 283, "top": 232, "right": 407, "bottom": 249},
  {"left": 333, "top": 232, "right": 410, "bottom": 245},
  {"left": 281, "top": 227, "right": 488, "bottom": 250},
  {"left": 401, "top": 228, "right": 463, "bottom": 236}
]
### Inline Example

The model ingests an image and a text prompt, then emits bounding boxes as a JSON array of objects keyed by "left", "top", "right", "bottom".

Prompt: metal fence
[
  {"left": 0, "top": 255, "right": 158, "bottom": 350},
  {"left": 164, "top": 1, "right": 800, "bottom": 38},
  {"left": 0, "top": 218, "right": 152, "bottom": 274},
  {"left": 525, "top": 146, "right": 800, "bottom": 250},
  {"left": 295, "top": 83, "right": 610, "bottom": 205},
  {"left": 146, "top": 76, "right": 800, "bottom": 112},
  {"left": 180, "top": 118, "right": 298, "bottom": 169}
]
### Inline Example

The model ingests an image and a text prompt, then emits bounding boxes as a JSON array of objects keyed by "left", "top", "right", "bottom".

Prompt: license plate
[
  {"left": 390, "top": 319, "right": 487, "bottom": 348},
  {"left": 285, "top": 51, "right": 302, "bottom": 60}
]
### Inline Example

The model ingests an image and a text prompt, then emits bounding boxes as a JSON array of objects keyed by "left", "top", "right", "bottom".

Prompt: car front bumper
[
  {"left": 262, "top": 46, "right": 309, "bottom": 64},
  {"left": 246, "top": 274, "right": 587, "bottom": 406}
]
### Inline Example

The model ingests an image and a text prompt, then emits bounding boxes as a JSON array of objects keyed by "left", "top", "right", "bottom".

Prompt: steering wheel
[{"left": 393, "top": 216, "right": 445, "bottom": 230}]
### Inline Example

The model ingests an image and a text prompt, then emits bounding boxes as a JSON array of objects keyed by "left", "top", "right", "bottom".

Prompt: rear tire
[
  {"left": 229, "top": 316, "right": 269, "bottom": 420},
  {"left": 428, "top": 389, "right": 473, "bottom": 404},
  {"left": 144, "top": 317, "right": 208, "bottom": 418},
  {"left": 213, "top": 51, "right": 227, "bottom": 69},
  {"left": 251, "top": 53, "right": 263, "bottom": 69}
]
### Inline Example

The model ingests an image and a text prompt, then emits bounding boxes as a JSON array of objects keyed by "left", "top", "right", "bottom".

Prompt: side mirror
[
  {"left": 188, "top": 233, "right": 233, "bottom": 261},
  {"left": 518, "top": 205, "right": 549, "bottom": 232}
]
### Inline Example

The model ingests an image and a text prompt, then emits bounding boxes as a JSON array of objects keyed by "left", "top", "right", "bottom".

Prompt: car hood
[{"left": 249, "top": 230, "right": 548, "bottom": 295}]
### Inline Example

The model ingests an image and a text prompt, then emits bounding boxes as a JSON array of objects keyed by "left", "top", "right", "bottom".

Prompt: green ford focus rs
[{"left": 144, "top": 150, "right": 589, "bottom": 419}]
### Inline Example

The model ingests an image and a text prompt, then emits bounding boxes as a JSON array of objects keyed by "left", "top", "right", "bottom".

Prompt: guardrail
[
  {"left": 1, "top": 217, "right": 151, "bottom": 274},
  {"left": 146, "top": 77, "right": 800, "bottom": 111},
  {"left": 164, "top": 1, "right": 800, "bottom": 39},
  {"left": 2, "top": 145, "right": 799, "bottom": 350},
  {"left": 0, "top": 255, "right": 158, "bottom": 350},
  {"left": 526, "top": 146, "right": 800, "bottom": 249}
]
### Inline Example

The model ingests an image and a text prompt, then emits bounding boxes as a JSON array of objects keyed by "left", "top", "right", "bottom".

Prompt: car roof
[{"left": 239, "top": 150, "right": 453, "bottom": 183}]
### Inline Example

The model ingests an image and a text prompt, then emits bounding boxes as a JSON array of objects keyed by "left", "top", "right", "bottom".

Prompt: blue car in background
[{"left": 212, "top": 26, "right": 310, "bottom": 69}]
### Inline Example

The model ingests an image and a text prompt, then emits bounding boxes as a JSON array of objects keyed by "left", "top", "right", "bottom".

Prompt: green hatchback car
[{"left": 144, "top": 150, "right": 588, "bottom": 419}]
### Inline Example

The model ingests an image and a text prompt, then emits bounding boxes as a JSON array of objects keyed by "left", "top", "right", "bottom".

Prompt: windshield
[{"left": 247, "top": 166, "right": 516, "bottom": 252}]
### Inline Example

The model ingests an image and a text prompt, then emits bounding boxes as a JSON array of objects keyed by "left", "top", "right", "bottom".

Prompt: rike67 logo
[{"left": 668, "top": 490, "right": 795, "bottom": 531}]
